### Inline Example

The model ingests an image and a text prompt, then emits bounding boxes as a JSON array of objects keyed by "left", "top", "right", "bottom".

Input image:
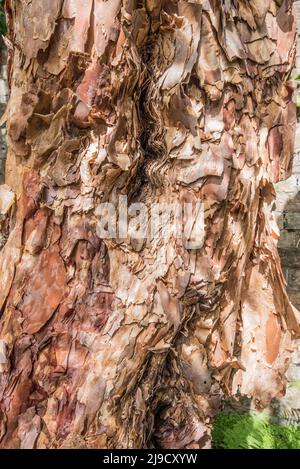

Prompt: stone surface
[{"left": 270, "top": 0, "right": 300, "bottom": 423}]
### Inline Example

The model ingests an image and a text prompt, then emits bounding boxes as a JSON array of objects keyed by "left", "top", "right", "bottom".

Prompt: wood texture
[{"left": 0, "top": 0, "right": 299, "bottom": 449}]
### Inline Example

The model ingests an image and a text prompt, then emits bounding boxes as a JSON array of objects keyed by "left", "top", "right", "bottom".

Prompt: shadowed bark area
[{"left": 0, "top": 0, "right": 299, "bottom": 449}]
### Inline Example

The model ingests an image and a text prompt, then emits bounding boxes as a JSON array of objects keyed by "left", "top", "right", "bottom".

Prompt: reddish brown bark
[{"left": 0, "top": 0, "right": 299, "bottom": 449}]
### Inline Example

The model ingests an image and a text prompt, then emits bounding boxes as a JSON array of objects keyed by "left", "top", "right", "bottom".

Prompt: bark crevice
[{"left": 0, "top": 0, "right": 299, "bottom": 449}]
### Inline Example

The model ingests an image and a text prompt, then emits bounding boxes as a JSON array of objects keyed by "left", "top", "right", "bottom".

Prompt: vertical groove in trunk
[{"left": 0, "top": 0, "right": 299, "bottom": 449}]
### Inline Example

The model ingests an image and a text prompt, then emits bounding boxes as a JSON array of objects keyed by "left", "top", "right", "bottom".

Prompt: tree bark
[{"left": 0, "top": 0, "right": 299, "bottom": 449}]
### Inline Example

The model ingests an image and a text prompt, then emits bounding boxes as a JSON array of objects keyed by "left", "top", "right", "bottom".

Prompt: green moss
[{"left": 212, "top": 413, "right": 300, "bottom": 449}]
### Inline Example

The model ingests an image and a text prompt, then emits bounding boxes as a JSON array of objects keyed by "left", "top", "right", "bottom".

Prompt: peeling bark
[{"left": 0, "top": 0, "right": 299, "bottom": 449}]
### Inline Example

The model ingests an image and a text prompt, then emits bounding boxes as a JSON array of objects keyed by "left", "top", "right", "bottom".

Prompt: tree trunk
[{"left": 0, "top": 0, "right": 299, "bottom": 449}]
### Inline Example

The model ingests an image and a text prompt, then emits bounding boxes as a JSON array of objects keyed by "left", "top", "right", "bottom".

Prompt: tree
[{"left": 0, "top": 0, "right": 299, "bottom": 449}]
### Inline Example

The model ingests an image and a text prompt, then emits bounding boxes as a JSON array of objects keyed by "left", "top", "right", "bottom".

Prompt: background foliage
[{"left": 212, "top": 413, "right": 300, "bottom": 449}]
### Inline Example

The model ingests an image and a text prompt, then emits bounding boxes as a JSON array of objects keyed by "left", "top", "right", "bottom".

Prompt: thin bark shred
[{"left": 0, "top": 0, "right": 299, "bottom": 449}]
